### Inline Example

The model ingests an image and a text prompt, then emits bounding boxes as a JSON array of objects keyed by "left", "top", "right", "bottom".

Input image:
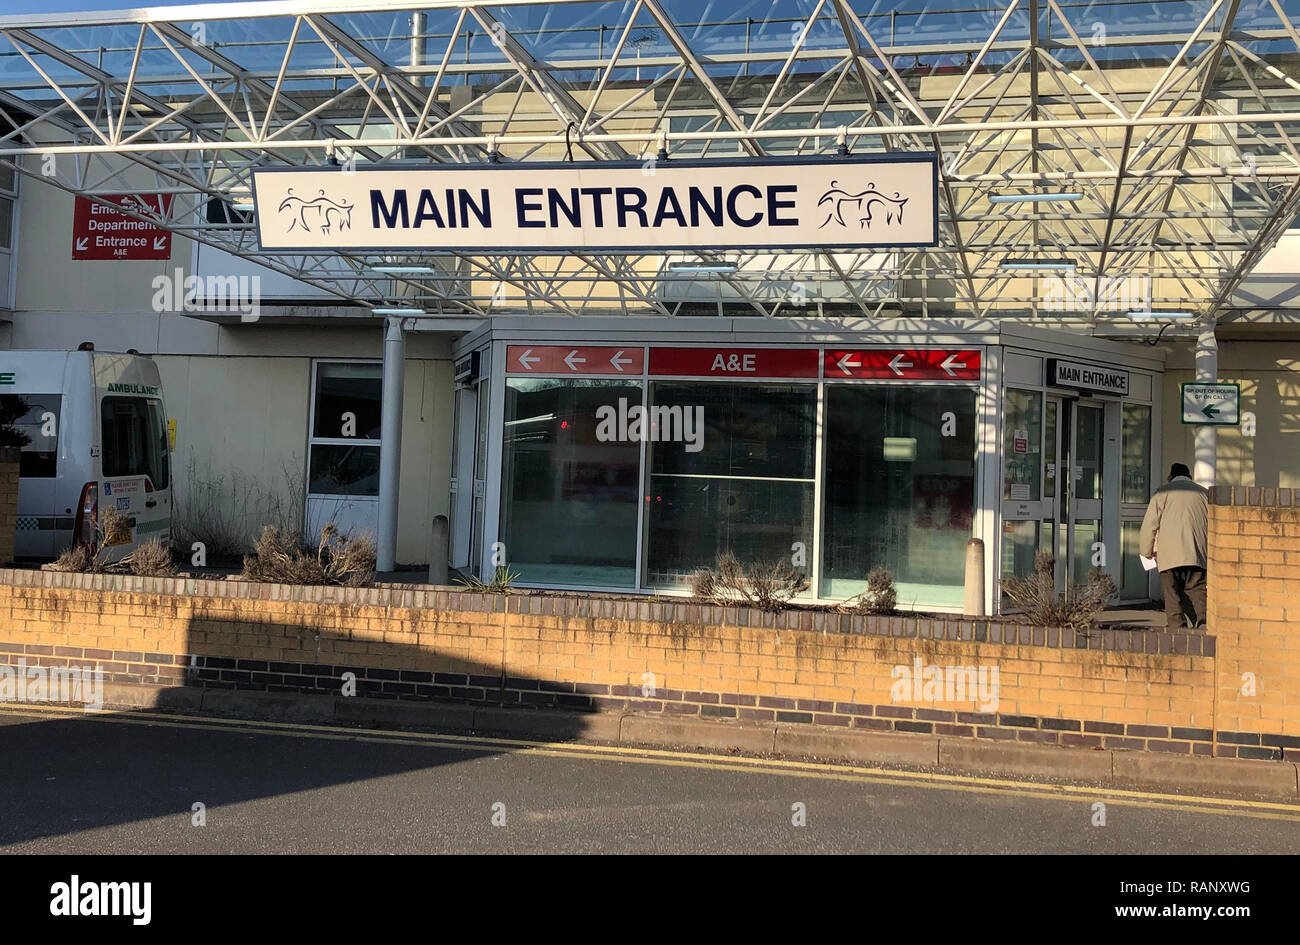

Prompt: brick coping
[
  {"left": 0, "top": 567, "right": 1213, "bottom": 656},
  {"left": 1210, "top": 486, "right": 1300, "bottom": 507}
]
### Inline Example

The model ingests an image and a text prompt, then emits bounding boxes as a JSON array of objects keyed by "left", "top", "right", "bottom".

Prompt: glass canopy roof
[{"left": 1, "top": 0, "right": 1299, "bottom": 325}]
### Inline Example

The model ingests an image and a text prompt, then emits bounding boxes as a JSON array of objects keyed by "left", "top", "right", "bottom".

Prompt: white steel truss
[{"left": 1, "top": 0, "right": 1300, "bottom": 327}]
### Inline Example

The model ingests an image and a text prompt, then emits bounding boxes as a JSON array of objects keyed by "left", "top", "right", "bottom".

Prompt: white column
[
  {"left": 377, "top": 316, "right": 405, "bottom": 572},
  {"left": 1193, "top": 323, "right": 1218, "bottom": 488}
]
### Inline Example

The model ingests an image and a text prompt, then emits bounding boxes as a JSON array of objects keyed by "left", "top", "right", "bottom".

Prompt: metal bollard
[
  {"left": 964, "top": 537, "right": 986, "bottom": 617},
  {"left": 428, "top": 514, "right": 449, "bottom": 586}
]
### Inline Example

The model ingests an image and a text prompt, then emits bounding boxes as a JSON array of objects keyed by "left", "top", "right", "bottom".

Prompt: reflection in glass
[
  {"left": 1122, "top": 403, "right": 1152, "bottom": 503},
  {"left": 1072, "top": 520, "right": 1100, "bottom": 585},
  {"left": 501, "top": 378, "right": 641, "bottom": 587},
  {"left": 1000, "top": 519, "right": 1053, "bottom": 591},
  {"left": 313, "top": 362, "right": 381, "bottom": 440},
  {"left": 1003, "top": 388, "right": 1042, "bottom": 501},
  {"left": 1120, "top": 520, "right": 1152, "bottom": 600},
  {"left": 1074, "top": 406, "right": 1104, "bottom": 501},
  {"left": 645, "top": 383, "right": 815, "bottom": 588},
  {"left": 308, "top": 444, "right": 380, "bottom": 496},
  {"left": 823, "top": 386, "right": 976, "bottom": 607}
]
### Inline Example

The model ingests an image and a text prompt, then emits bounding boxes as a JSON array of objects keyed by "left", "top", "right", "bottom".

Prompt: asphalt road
[{"left": 3, "top": 706, "right": 1299, "bottom": 854}]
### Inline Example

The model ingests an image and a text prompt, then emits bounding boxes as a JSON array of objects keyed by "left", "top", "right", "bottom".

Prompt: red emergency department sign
[
  {"left": 649, "top": 347, "right": 820, "bottom": 378},
  {"left": 72, "top": 194, "right": 173, "bottom": 260},
  {"left": 507, "top": 345, "right": 644, "bottom": 375},
  {"left": 825, "top": 349, "right": 980, "bottom": 380}
]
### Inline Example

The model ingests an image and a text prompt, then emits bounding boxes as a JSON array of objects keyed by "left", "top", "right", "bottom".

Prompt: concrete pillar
[
  {"left": 377, "top": 316, "right": 405, "bottom": 572},
  {"left": 964, "top": 537, "right": 986, "bottom": 617},
  {"left": 1193, "top": 323, "right": 1218, "bottom": 488}
]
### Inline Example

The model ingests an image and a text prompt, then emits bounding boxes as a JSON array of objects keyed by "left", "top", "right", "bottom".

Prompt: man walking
[{"left": 1139, "top": 463, "right": 1210, "bottom": 629}]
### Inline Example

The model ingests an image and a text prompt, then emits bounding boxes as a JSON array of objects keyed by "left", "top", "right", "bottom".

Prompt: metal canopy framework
[{"left": 2, "top": 0, "right": 1300, "bottom": 326}]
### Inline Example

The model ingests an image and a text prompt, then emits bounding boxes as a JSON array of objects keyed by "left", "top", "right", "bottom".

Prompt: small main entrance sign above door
[
  {"left": 251, "top": 155, "right": 938, "bottom": 252},
  {"left": 1046, "top": 358, "right": 1130, "bottom": 396}
]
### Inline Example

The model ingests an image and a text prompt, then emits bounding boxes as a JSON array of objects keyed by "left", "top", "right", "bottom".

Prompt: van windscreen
[
  {"left": 0, "top": 393, "right": 60, "bottom": 478},
  {"left": 101, "top": 396, "right": 169, "bottom": 490}
]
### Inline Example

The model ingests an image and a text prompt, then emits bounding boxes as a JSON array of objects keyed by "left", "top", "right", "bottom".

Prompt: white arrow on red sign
[
  {"left": 152, "top": 236, "right": 168, "bottom": 251},
  {"left": 75, "top": 237, "right": 89, "bottom": 251},
  {"left": 609, "top": 350, "right": 633, "bottom": 372},
  {"left": 888, "top": 353, "right": 913, "bottom": 376},
  {"left": 516, "top": 348, "right": 540, "bottom": 370},
  {"left": 563, "top": 350, "right": 586, "bottom": 371},
  {"left": 824, "top": 349, "right": 982, "bottom": 380},
  {"left": 940, "top": 353, "right": 966, "bottom": 377}
]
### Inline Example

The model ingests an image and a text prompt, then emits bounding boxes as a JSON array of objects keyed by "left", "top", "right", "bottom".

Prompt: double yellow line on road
[{"left": 5, "top": 702, "right": 1300, "bottom": 823}]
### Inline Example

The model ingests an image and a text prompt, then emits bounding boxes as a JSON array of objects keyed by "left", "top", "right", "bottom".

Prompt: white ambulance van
[{"left": 0, "top": 345, "right": 172, "bottom": 562}]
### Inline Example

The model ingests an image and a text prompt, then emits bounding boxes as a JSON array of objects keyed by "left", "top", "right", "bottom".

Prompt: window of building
[
  {"left": 101, "top": 396, "right": 169, "bottom": 489},
  {"left": 1119, "top": 402, "right": 1154, "bottom": 599},
  {"left": 307, "top": 362, "right": 381, "bottom": 497},
  {"left": 500, "top": 377, "right": 641, "bottom": 586},
  {"left": 644, "top": 382, "right": 816, "bottom": 589},
  {"left": 1002, "top": 388, "right": 1042, "bottom": 501},
  {"left": 1121, "top": 403, "right": 1152, "bottom": 504},
  {"left": 822, "top": 386, "right": 977, "bottom": 607},
  {"left": 0, "top": 162, "right": 15, "bottom": 309}
]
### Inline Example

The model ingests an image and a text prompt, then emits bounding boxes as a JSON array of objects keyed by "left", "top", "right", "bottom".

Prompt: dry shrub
[
  {"left": 241, "top": 523, "right": 375, "bottom": 587},
  {"left": 120, "top": 538, "right": 178, "bottom": 577},
  {"left": 175, "top": 453, "right": 306, "bottom": 559},
  {"left": 49, "top": 507, "right": 133, "bottom": 573},
  {"left": 999, "top": 551, "right": 1117, "bottom": 631},
  {"left": 838, "top": 567, "right": 898, "bottom": 615},
  {"left": 690, "top": 552, "right": 809, "bottom": 613},
  {"left": 50, "top": 545, "right": 92, "bottom": 573}
]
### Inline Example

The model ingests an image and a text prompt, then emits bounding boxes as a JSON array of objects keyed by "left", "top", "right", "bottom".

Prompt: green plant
[
  {"left": 456, "top": 565, "right": 521, "bottom": 593},
  {"left": 690, "top": 552, "right": 809, "bottom": 613},
  {"left": 241, "top": 522, "right": 376, "bottom": 587},
  {"left": 999, "top": 551, "right": 1117, "bottom": 631},
  {"left": 838, "top": 567, "right": 898, "bottom": 615}
]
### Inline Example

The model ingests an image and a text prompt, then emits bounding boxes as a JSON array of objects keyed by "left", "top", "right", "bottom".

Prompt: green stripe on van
[{"left": 135, "top": 519, "right": 170, "bottom": 535}]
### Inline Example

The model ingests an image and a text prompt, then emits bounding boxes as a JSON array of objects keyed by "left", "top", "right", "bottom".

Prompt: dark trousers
[{"left": 1160, "top": 566, "right": 1207, "bottom": 629}]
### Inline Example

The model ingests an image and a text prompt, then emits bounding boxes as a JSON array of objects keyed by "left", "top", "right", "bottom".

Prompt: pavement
[{"left": 3, "top": 704, "right": 1298, "bottom": 854}]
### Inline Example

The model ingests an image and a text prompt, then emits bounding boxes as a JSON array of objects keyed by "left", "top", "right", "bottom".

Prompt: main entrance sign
[
  {"left": 251, "top": 155, "right": 938, "bottom": 252},
  {"left": 1045, "top": 358, "right": 1130, "bottom": 396}
]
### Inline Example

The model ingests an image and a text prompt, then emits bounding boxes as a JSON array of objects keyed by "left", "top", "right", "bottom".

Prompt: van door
[
  {"left": 98, "top": 394, "right": 171, "bottom": 556},
  {"left": 3, "top": 393, "right": 61, "bottom": 558}
]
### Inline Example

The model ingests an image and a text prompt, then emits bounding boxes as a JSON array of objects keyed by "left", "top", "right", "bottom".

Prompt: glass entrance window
[
  {"left": 1121, "top": 404, "right": 1152, "bottom": 504},
  {"left": 644, "top": 382, "right": 815, "bottom": 589},
  {"left": 1003, "top": 389, "right": 1042, "bottom": 501},
  {"left": 823, "top": 386, "right": 977, "bottom": 607},
  {"left": 501, "top": 378, "right": 641, "bottom": 587},
  {"left": 1074, "top": 405, "right": 1104, "bottom": 501}
]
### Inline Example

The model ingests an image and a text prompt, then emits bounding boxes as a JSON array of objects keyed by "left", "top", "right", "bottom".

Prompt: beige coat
[{"left": 1139, "top": 476, "right": 1209, "bottom": 571}]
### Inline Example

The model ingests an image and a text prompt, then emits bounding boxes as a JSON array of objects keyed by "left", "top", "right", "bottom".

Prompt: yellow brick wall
[
  {"left": 0, "top": 573, "right": 1219, "bottom": 746},
  {"left": 1208, "top": 496, "right": 1300, "bottom": 739}
]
